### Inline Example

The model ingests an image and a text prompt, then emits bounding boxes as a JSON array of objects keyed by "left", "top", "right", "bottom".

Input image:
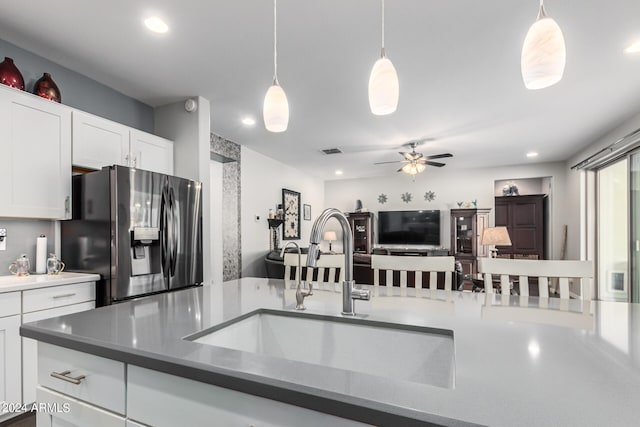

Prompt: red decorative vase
[
  {"left": 33, "top": 73, "right": 61, "bottom": 103},
  {"left": 0, "top": 57, "right": 25, "bottom": 90}
]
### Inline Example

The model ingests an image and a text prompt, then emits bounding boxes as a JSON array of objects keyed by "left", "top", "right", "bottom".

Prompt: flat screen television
[{"left": 377, "top": 210, "right": 440, "bottom": 246}]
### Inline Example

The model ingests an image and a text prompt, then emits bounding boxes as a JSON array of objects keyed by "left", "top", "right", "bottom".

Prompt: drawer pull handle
[
  {"left": 52, "top": 293, "right": 76, "bottom": 299},
  {"left": 51, "top": 370, "right": 86, "bottom": 385}
]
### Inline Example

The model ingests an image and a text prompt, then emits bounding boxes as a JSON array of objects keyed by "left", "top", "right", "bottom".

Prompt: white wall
[
  {"left": 324, "top": 162, "right": 568, "bottom": 258},
  {"left": 241, "top": 146, "right": 325, "bottom": 278},
  {"left": 154, "top": 97, "right": 212, "bottom": 284}
]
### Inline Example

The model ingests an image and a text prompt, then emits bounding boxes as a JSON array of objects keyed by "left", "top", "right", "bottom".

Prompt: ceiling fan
[{"left": 374, "top": 141, "right": 453, "bottom": 175}]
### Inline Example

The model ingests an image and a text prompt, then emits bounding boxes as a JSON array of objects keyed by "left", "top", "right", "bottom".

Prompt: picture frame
[
  {"left": 303, "top": 204, "right": 311, "bottom": 221},
  {"left": 282, "top": 188, "right": 301, "bottom": 240}
]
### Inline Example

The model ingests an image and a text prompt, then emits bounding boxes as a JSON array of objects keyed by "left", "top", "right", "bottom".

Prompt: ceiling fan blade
[
  {"left": 423, "top": 161, "right": 446, "bottom": 167},
  {"left": 397, "top": 167, "right": 405, "bottom": 173},
  {"left": 423, "top": 153, "right": 453, "bottom": 160},
  {"left": 374, "top": 160, "right": 405, "bottom": 165}
]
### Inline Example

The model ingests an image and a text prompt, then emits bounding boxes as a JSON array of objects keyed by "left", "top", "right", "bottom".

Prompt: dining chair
[
  {"left": 477, "top": 258, "right": 594, "bottom": 300},
  {"left": 283, "top": 253, "right": 345, "bottom": 284},
  {"left": 370, "top": 255, "right": 456, "bottom": 290}
]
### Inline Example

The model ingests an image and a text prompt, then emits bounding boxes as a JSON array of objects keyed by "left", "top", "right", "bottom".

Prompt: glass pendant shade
[
  {"left": 368, "top": 55, "right": 399, "bottom": 115},
  {"left": 521, "top": 10, "right": 566, "bottom": 90},
  {"left": 402, "top": 162, "right": 426, "bottom": 175},
  {"left": 263, "top": 82, "right": 289, "bottom": 132}
]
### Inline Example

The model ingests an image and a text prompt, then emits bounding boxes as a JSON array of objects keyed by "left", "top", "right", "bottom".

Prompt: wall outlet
[{"left": 0, "top": 228, "right": 6, "bottom": 251}]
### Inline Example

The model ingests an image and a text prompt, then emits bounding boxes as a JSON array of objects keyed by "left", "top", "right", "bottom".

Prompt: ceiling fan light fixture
[
  {"left": 263, "top": 0, "right": 289, "bottom": 132},
  {"left": 521, "top": 1, "right": 566, "bottom": 90},
  {"left": 402, "top": 162, "right": 426, "bottom": 175}
]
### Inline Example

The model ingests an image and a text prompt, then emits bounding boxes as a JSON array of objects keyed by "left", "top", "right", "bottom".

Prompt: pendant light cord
[
  {"left": 273, "top": 0, "right": 278, "bottom": 84},
  {"left": 381, "top": 0, "right": 385, "bottom": 57}
]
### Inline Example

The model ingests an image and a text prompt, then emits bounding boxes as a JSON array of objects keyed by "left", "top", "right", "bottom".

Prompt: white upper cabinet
[
  {"left": 72, "top": 111, "right": 129, "bottom": 170},
  {"left": 130, "top": 129, "right": 174, "bottom": 175},
  {"left": 72, "top": 112, "right": 174, "bottom": 175},
  {"left": 0, "top": 86, "right": 72, "bottom": 219}
]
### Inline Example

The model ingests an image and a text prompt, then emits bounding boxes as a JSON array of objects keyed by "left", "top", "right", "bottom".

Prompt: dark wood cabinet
[
  {"left": 494, "top": 195, "right": 548, "bottom": 259},
  {"left": 450, "top": 208, "right": 491, "bottom": 276},
  {"left": 347, "top": 212, "right": 374, "bottom": 254}
]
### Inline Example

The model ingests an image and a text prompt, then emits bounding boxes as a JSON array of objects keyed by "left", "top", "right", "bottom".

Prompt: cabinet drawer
[
  {"left": 36, "top": 386, "right": 125, "bottom": 427},
  {"left": 0, "top": 291, "right": 20, "bottom": 317},
  {"left": 23, "top": 282, "right": 95, "bottom": 313},
  {"left": 38, "top": 342, "right": 125, "bottom": 415}
]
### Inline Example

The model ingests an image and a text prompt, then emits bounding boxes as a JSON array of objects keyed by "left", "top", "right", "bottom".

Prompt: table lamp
[
  {"left": 324, "top": 231, "right": 337, "bottom": 252},
  {"left": 480, "top": 227, "right": 512, "bottom": 258}
]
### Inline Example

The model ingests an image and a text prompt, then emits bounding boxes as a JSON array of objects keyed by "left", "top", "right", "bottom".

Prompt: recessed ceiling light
[
  {"left": 144, "top": 17, "right": 169, "bottom": 34},
  {"left": 526, "top": 152, "right": 539, "bottom": 158},
  {"left": 241, "top": 117, "right": 256, "bottom": 126},
  {"left": 335, "top": 170, "right": 344, "bottom": 175},
  {"left": 624, "top": 40, "right": 640, "bottom": 54}
]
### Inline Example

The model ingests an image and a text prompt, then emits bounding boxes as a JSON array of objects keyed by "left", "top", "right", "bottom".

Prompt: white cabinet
[
  {"left": 0, "top": 86, "right": 72, "bottom": 219},
  {"left": 130, "top": 129, "right": 174, "bottom": 175},
  {"left": 22, "top": 301, "right": 95, "bottom": 404},
  {"left": 0, "top": 315, "right": 21, "bottom": 416},
  {"left": 127, "top": 365, "right": 369, "bottom": 427},
  {"left": 72, "top": 111, "right": 174, "bottom": 175},
  {"left": 36, "top": 387, "right": 125, "bottom": 427},
  {"left": 72, "top": 111, "right": 129, "bottom": 170}
]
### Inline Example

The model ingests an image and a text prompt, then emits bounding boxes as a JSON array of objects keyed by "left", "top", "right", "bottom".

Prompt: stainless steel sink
[{"left": 187, "top": 309, "right": 455, "bottom": 388}]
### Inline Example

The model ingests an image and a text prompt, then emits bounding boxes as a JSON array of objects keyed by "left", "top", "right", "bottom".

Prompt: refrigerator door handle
[
  {"left": 160, "top": 185, "right": 169, "bottom": 278},
  {"left": 169, "top": 187, "right": 178, "bottom": 277}
]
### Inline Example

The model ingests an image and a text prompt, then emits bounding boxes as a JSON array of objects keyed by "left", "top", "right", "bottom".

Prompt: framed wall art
[
  {"left": 282, "top": 188, "right": 301, "bottom": 240},
  {"left": 303, "top": 204, "right": 311, "bottom": 221}
]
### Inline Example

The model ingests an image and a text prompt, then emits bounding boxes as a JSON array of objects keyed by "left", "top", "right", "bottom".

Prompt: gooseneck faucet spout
[{"left": 307, "top": 208, "right": 370, "bottom": 316}]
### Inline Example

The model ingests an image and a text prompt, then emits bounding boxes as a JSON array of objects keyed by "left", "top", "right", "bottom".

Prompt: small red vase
[
  {"left": 0, "top": 57, "right": 25, "bottom": 91},
  {"left": 33, "top": 73, "right": 61, "bottom": 103}
]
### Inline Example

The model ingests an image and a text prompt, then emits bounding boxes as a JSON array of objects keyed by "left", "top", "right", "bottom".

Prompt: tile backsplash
[{"left": 0, "top": 219, "right": 55, "bottom": 276}]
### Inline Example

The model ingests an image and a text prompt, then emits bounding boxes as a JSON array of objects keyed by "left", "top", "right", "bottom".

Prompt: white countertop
[
  {"left": 21, "top": 278, "right": 640, "bottom": 426},
  {"left": 0, "top": 272, "right": 100, "bottom": 293}
]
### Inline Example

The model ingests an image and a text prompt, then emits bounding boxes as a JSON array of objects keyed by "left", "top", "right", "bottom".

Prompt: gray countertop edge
[{"left": 20, "top": 324, "right": 482, "bottom": 427}]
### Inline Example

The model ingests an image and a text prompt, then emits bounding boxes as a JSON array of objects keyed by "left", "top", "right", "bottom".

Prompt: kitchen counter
[
  {"left": 0, "top": 272, "right": 100, "bottom": 293},
  {"left": 20, "top": 278, "right": 640, "bottom": 426}
]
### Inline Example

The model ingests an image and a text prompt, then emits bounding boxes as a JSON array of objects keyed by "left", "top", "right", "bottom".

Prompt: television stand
[{"left": 377, "top": 248, "right": 449, "bottom": 257}]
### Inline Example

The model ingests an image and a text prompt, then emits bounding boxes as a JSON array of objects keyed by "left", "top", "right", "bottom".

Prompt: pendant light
[
  {"left": 521, "top": 0, "right": 566, "bottom": 90},
  {"left": 368, "top": 0, "right": 399, "bottom": 115},
  {"left": 263, "top": 0, "right": 289, "bottom": 132}
]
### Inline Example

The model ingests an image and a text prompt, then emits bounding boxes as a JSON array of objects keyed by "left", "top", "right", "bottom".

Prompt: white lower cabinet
[
  {"left": 22, "top": 301, "right": 95, "bottom": 404},
  {"left": 36, "top": 387, "right": 125, "bottom": 427},
  {"left": 0, "top": 314, "right": 21, "bottom": 416},
  {"left": 127, "top": 365, "right": 369, "bottom": 427}
]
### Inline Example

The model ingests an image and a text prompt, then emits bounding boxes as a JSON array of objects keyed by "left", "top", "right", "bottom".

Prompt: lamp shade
[
  {"left": 323, "top": 231, "right": 337, "bottom": 241},
  {"left": 368, "top": 56, "right": 399, "bottom": 115},
  {"left": 401, "top": 162, "right": 426, "bottom": 175},
  {"left": 263, "top": 82, "right": 289, "bottom": 132},
  {"left": 480, "top": 227, "right": 512, "bottom": 246},
  {"left": 521, "top": 13, "right": 566, "bottom": 90}
]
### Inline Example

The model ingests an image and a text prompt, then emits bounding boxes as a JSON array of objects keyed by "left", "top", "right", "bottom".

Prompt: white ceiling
[{"left": 1, "top": 0, "right": 640, "bottom": 181}]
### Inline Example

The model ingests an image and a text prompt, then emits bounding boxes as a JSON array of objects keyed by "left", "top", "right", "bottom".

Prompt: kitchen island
[{"left": 20, "top": 278, "right": 640, "bottom": 426}]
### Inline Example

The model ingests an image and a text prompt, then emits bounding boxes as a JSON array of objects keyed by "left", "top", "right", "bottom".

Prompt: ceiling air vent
[{"left": 321, "top": 148, "right": 342, "bottom": 155}]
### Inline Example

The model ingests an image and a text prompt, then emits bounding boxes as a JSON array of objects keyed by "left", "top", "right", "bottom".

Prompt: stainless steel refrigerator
[{"left": 61, "top": 165, "right": 203, "bottom": 306}]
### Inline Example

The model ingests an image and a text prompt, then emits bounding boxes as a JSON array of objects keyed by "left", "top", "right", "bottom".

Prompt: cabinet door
[
  {"left": 22, "top": 302, "right": 95, "bottom": 405},
  {"left": 72, "top": 111, "right": 129, "bottom": 170},
  {"left": 36, "top": 387, "right": 125, "bottom": 427},
  {"left": 0, "top": 88, "right": 72, "bottom": 219},
  {"left": 0, "top": 315, "right": 21, "bottom": 415},
  {"left": 130, "top": 129, "right": 174, "bottom": 175}
]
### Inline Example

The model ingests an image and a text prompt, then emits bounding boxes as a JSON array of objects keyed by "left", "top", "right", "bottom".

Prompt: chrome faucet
[
  {"left": 280, "top": 241, "right": 312, "bottom": 310},
  {"left": 307, "top": 208, "right": 370, "bottom": 316}
]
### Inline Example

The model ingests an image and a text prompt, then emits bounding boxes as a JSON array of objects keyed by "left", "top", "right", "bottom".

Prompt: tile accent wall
[{"left": 210, "top": 133, "right": 241, "bottom": 281}]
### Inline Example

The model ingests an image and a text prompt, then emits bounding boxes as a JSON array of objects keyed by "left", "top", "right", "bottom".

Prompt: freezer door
[
  {"left": 167, "top": 175, "right": 203, "bottom": 289},
  {"left": 113, "top": 166, "right": 166, "bottom": 300}
]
